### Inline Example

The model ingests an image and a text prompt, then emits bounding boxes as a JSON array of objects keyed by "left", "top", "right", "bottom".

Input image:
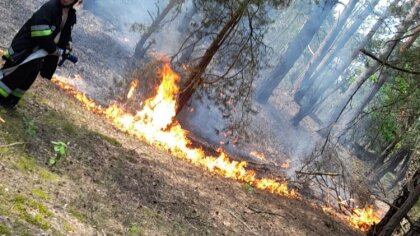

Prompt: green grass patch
[
  {"left": 62, "top": 122, "right": 77, "bottom": 135},
  {"left": 68, "top": 208, "right": 88, "bottom": 223},
  {"left": 42, "top": 111, "right": 77, "bottom": 134},
  {"left": 31, "top": 188, "right": 50, "bottom": 201},
  {"left": 244, "top": 183, "right": 255, "bottom": 194},
  {"left": 91, "top": 131, "right": 122, "bottom": 147},
  {"left": 13, "top": 156, "right": 37, "bottom": 173},
  {"left": 127, "top": 223, "right": 144, "bottom": 236},
  {"left": 62, "top": 221, "right": 75, "bottom": 233},
  {"left": 11, "top": 194, "right": 52, "bottom": 230},
  {"left": 22, "top": 116, "right": 38, "bottom": 137},
  {"left": 38, "top": 169, "right": 59, "bottom": 181},
  {"left": 0, "top": 223, "right": 11, "bottom": 236}
]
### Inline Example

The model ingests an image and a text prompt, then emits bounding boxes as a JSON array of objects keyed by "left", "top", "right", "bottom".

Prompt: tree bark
[
  {"left": 175, "top": 0, "right": 251, "bottom": 115},
  {"left": 368, "top": 171, "right": 420, "bottom": 236},
  {"left": 294, "top": 0, "right": 380, "bottom": 104},
  {"left": 255, "top": 0, "right": 337, "bottom": 104},
  {"left": 134, "top": 0, "right": 183, "bottom": 60}
]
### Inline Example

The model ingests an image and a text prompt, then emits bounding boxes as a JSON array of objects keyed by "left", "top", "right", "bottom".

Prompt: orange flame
[
  {"left": 322, "top": 203, "right": 381, "bottom": 232},
  {"left": 348, "top": 206, "right": 381, "bottom": 232},
  {"left": 249, "top": 151, "right": 265, "bottom": 160},
  {"left": 281, "top": 159, "right": 291, "bottom": 169},
  {"left": 51, "top": 64, "right": 381, "bottom": 232},
  {"left": 52, "top": 64, "right": 297, "bottom": 199},
  {"left": 127, "top": 80, "right": 139, "bottom": 99}
]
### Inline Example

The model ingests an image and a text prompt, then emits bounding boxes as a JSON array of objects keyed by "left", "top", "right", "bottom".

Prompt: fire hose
[{"left": 0, "top": 49, "right": 78, "bottom": 80}]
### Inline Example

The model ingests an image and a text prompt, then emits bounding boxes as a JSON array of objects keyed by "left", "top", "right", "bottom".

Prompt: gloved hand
[
  {"left": 66, "top": 41, "right": 73, "bottom": 52},
  {"left": 51, "top": 48, "right": 64, "bottom": 57}
]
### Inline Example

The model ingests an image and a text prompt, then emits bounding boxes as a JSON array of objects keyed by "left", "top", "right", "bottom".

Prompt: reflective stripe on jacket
[{"left": 2, "top": 0, "right": 76, "bottom": 66}]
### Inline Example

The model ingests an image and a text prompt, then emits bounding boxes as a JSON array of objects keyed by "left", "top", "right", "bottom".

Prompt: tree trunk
[
  {"left": 324, "top": 1, "right": 420, "bottom": 128},
  {"left": 294, "top": 0, "right": 380, "bottom": 104},
  {"left": 389, "top": 155, "right": 410, "bottom": 189},
  {"left": 290, "top": 3, "right": 390, "bottom": 125},
  {"left": 368, "top": 171, "right": 420, "bottom": 236},
  {"left": 400, "top": 24, "right": 420, "bottom": 53},
  {"left": 369, "top": 136, "right": 401, "bottom": 174},
  {"left": 292, "top": 0, "right": 358, "bottom": 101},
  {"left": 255, "top": 0, "right": 337, "bottom": 104},
  {"left": 175, "top": 0, "right": 251, "bottom": 115},
  {"left": 178, "top": 5, "right": 198, "bottom": 64},
  {"left": 134, "top": 0, "right": 183, "bottom": 60},
  {"left": 339, "top": 24, "right": 420, "bottom": 127},
  {"left": 370, "top": 148, "right": 412, "bottom": 184}
]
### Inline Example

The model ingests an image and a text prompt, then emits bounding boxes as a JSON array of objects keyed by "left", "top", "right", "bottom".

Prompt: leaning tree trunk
[
  {"left": 292, "top": 0, "right": 358, "bottom": 100},
  {"left": 324, "top": 1, "right": 420, "bottom": 128},
  {"left": 389, "top": 156, "right": 411, "bottom": 190},
  {"left": 255, "top": 0, "right": 337, "bottom": 104},
  {"left": 134, "top": 0, "right": 183, "bottom": 60},
  {"left": 177, "top": 5, "right": 198, "bottom": 64},
  {"left": 175, "top": 0, "right": 251, "bottom": 115},
  {"left": 369, "top": 148, "right": 412, "bottom": 184},
  {"left": 292, "top": 71, "right": 342, "bottom": 126},
  {"left": 294, "top": 0, "right": 380, "bottom": 104},
  {"left": 368, "top": 109, "right": 418, "bottom": 177},
  {"left": 369, "top": 135, "right": 401, "bottom": 173},
  {"left": 290, "top": 0, "right": 391, "bottom": 125},
  {"left": 342, "top": 25, "right": 420, "bottom": 126},
  {"left": 368, "top": 171, "right": 420, "bottom": 236}
]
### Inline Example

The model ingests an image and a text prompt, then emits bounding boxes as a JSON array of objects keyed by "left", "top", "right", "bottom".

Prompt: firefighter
[{"left": 0, "top": 0, "right": 81, "bottom": 109}]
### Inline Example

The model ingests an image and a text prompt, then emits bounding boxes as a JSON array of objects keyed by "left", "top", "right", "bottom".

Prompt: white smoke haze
[{"left": 80, "top": 0, "right": 413, "bottom": 207}]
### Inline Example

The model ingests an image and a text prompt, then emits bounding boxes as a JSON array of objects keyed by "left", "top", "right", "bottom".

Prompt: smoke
[
  {"left": 11, "top": 1, "right": 401, "bottom": 165},
  {"left": 83, "top": 0, "right": 190, "bottom": 54},
  {"left": 81, "top": 0, "right": 401, "bottom": 176}
]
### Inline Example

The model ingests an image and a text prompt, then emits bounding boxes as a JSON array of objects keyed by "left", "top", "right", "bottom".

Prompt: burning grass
[{"left": 51, "top": 63, "right": 380, "bottom": 232}]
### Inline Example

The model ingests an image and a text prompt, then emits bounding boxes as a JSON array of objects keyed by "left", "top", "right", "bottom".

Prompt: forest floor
[
  {"left": 0, "top": 78, "right": 363, "bottom": 236},
  {"left": 0, "top": 1, "right": 364, "bottom": 235}
]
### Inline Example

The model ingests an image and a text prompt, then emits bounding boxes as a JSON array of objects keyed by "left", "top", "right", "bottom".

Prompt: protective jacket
[
  {"left": 0, "top": 0, "right": 77, "bottom": 107},
  {"left": 3, "top": 0, "right": 76, "bottom": 67}
]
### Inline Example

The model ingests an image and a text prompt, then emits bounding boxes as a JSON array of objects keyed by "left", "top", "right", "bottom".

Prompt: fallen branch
[
  {"left": 296, "top": 171, "right": 340, "bottom": 177},
  {"left": 0, "top": 142, "right": 27, "bottom": 148},
  {"left": 360, "top": 49, "right": 420, "bottom": 75}
]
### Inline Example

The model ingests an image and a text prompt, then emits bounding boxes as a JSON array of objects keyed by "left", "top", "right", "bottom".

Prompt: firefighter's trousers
[{"left": 0, "top": 59, "right": 42, "bottom": 108}]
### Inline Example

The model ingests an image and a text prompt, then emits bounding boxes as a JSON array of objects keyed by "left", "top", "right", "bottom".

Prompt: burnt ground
[
  {"left": 0, "top": 1, "right": 363, "bottom": 235},
  {"left": 0, "top": 78, "right": 362, "bottom": 236}
]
